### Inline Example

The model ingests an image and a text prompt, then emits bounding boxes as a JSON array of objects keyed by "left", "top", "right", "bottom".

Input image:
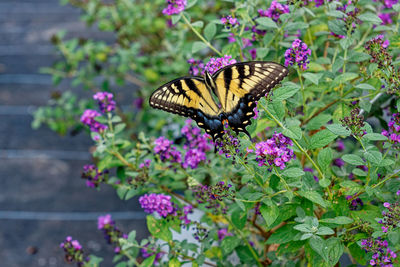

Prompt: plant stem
[
  {"left": 181, "top": 14, "right": 222, "bottom": 56},
  {"left": 372, "top": 169, "right": 400, "bottom": 189},
  {"left": 296, "top": 68, "right": 306, "bottom": 114}
]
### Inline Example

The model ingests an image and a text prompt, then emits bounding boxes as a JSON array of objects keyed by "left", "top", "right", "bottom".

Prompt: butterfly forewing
[
  {"left": 212, "top": 61, "right": 288, "bottom": 135},
  {"left": 149, "top": 77, "right": 224, "bottom": 139}
]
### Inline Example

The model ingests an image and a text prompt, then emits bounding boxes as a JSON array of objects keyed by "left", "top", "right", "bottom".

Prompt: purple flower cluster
[
  {"left": 81, "top": 164, "right": 109, "bottom": 188},
  {"left": 181, "top": 120, "right": 211, "bottom": 169},
  {"left": 378, "top": 202, "right": 400, "bottom": 233},
  {"left": 141, "top": 243, "right": 165, "bottom": 264},
  {"left": 382, "top": 113, "right": 400, "bottom": 145},
  {"left": 139, "top": 159, "right": 151, "bottom": 169},
  {"left": 203, "top": 55, "right": 237, "bottom": 75},
  {"left": 93, "top": 92, "right": 116, "bottom": 113},
  {"left": 314, "top": 0, "right": 325, "bottom": 7},
  {"left": 60, "top": 236, "right": 87, "bottom": 266},
  {"left": 258, "top": 1, "right": 289, "bottom": 22},
  {"left": 139, "top": 193, "right": 176, "bottom": 217},
  {"left": 365, "top": 35, "right": 392, "bottom": 70},
  {"left": 187, "top": 58, "right": 205, "bottom": 76},
  {"left": 333, "top": 158, "right": 345, "bottom": 168},
  {"left": 361, "top": 238, "right": 397, "bottom": 267},
  {"left": 97, "top": 214, "right": 127, "bottom": 254},
  {"left": 379, "top": 13, "right": 393, "bottom": 25},
  {"left": 179, "top": 205, "right": 193, "bottom": 225},
  {"left": 153, "top": 136, "right": 182, "bottom": 163},
  {"left": 80, "top": 109, "right": 107, "bottom": 132},
  {"left": 284, "top": 39, "right": 311, "bottom": 70},
  {"left": 217, "top": 228, "right": 233, "bottom": 240},
  {"left": 192, "top": 181, "right": 233, "bottom": 213},
  {"left": 374, "top": 0, "right": 399, "bottom": 8},
  {"left": 215, "top": 122, "right": 241, "bottom": 159},
  {"left": 251, "top": 132, "right": 294, "bottom": 170},
  {"left": 162, "top": 0, "right": 186, "bottom": 16},
  {"left": 220, "top": 15, "right": 239, "bottom": 28},
  {"left": 346, "top": 194, "right": 363, "bottom": 210}
]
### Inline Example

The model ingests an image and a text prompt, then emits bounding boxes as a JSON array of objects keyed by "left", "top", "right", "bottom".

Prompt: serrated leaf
[
  {"left": 140, "top": 255, "right": 156, "bottom": 267},
  {"left": 320, "top": 216, "right": 353, "bottom": 225},
  {"left": 310, "top": 130, "right": 337, "bottom": 149},
  {"left": 294, "top": 223, "right": 314, "bottom": 233},
  {"left": 318, "top": 147, "right": 333, "bottom": 170},
  {"left": 192, "top": 41, "right": 208, "bottom": 53},
  {"left": 359, "top": 12, "right": 382, "bottom": 24},
  {"left": 221, "top": 236, "right": 240, "bottom": 255},
  {"left": 362, "top": 133, "right": 388, "bottom": 141},
  {"left": 255, "top": 17, "right": 278, "bottom": 29},
  {"left": 322, "top": 238, "right": 344, "bottom": 266},
  {"left": 355, "top": 83, "right": 376, "bottom": 90},
  {"left": 316, "top": 226, "right": 334, "bottom": 235},
  {"left": 326, "top": 124, "right": 351, "bottom": 136},
  {"left": 334, "top": 72, "right": 358, "bottom": 84},
  {"left": 204, "top": 247, "right": 222, "bottom": 259},
  {"left": 282, "top": 125, "right": 302, "bottom": 140},
  {"left": 306, "top": 114, "right": 332, "bottom": 131},
  {"left": 231, "top": 209, "right": 247, "bottom": 229},
  {"left": 303, "top": 73, "right": 323, "bottom": 85},
  {"left": 146, "top": 216, "right": 172, "bottom": 242},
  {"left": 266, "top": 224, "right": 298, "bottom": 244},
  {"left": 364, "top": 151, "right": 382, "bottom": 165},
  {"left": 298, "top": 191, "right": 328, "bottom": 208},
  {"left": 260, "top": 203, "right": 279, "bottom": 227},
  {"left": 282, "top": 167, "right": 305, "bottom": 177},
  {"left": 204, "top": 22, "right": 216, "bottom": 41},
  {"left": 341, "top": 154, "right": 364, "bottom": 165},
  {"left": 272, "top": 82, "right": 300, "bottom": 101},
  {"left": 352, "top": 168, "right": 367, "bottom": 176}
]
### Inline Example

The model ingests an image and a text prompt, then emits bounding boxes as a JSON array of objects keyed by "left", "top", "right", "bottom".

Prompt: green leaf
[
  {"left": 318, "top": 147, "right": 333, "bottom": 171},
  {"left": 231, "top": 209, "right": 247, "bottom": 229},
  {"left": 359, "top": 12, "right": 382, "bottom": 24},
  {"left": 146, "top": 216, "right": 172, "bottom": 242},
  {"left": 294, "top": 223, "right": 314, "bottom": 233},
  {"left": 362, "top": 133, "right": 388, "bottom": 141},
  {"left": 349, "top": 243, "right": 367, "bottom": 265},
  {"left": 191, "top": 21, "right": 204, "bottom": 27},
  {"left": 221, "top": 236, "right": 241, "bottom": 255},
  {"left": 266, "top": 224, "right": 298, "bottom": 244},
  {"left": 168, "top": 258, "right": 181, "bottom": 267},
  {"left": 339, "top": 37, "right": 353, "bottom": 50},
  {"left": 355, "top": 83, "right": 376, "bottom": 90},
  {"left": 319, "top": 178, "right": 331, "bottom": 188},
  {"left": 235, "top": 245, "right": 255, "bottom": 263},
  {"left": 341, "top": 154, "right": 364, "bottom": 165},
  {"left": 320, "top": 216, "right": 353, "bottom": 225},
  {"left": 192, "top": 41, "right": 208, "bottom": 53},
  {"left": 282, "top": 125, "right": 302, "bottom": 140},
  {"left": 282, "top": 167, "right": 305, "bottom": 177},
  {"left": 334, "top": 72, "right": 358, "bottom": 84},
  {"left": 322, "top": 238, "right": 344, "bottom": 266},
  {"left": 271, "top": 82, "right": 300, "bottom": 101},
  {"left": 204, "top": 247, "right": 222, "bottom": 259},
  {"left": 255, "top": 17, "right": 278, "bottom": 29},
  {"left": 352, "top": 168, "right": 367, "bottom": 176},
  {"left": 348, "top": 52, "right": 371, "bottom": 62},
  {"left": 298, "top": 191, "right": 328, "bottom": 208},
  {"left": 309, "top": 236, "right": 325, "bottom": 257},
  {"left": 303, "top": 73, "right": 323, "bottom": 85},
  {"left": 140, "top": 255, "right": 156, "bottom": 267},
  {"left": 316, "top": 226, "right": 335, "bottom": 235},
  {"left": 127, "top": 230, "right": 136, "bottom": 242},
  {"left": 364, "top": 151, "right": 383, "bottom": 165},
  {"left": 306, "top": 114, "right": 332, "bottom": 131},
  {"left": 379, "top": 158, "right": 394, "bottom": 167},
  {"left": 204, "top": 22, "right": 216, "bottom": 41},
  {"left": 310, "top": 130, "right": 337, "bottom": 149},
  {"left": 285, "top": 21, "right": 308, "bottom": 31},
  {"left": 260, "top": 203, "right": 280, "bottom": 227},
  {"left": 328, "top": 20, "right": 347, "bottom": 36},
  {"left": 171, "top": 14, "right": 182, "bottom": 24}
]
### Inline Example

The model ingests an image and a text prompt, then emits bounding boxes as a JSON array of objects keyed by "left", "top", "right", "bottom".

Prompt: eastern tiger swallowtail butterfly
[{"left": 149, "top": 61, "right": 288, "bottom": 141}]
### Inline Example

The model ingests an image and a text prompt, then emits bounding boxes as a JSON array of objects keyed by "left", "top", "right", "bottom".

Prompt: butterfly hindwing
[
  {"left": 149, "top": 77, "right": 225, "bottom": 140},
  {"left": 212, "top": 61, "right": 288, "bottom": 134}
]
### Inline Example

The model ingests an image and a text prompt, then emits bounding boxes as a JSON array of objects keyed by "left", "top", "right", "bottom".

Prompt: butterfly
[{"left": 149, "top": 61, "right": 288, "bottom": 141}]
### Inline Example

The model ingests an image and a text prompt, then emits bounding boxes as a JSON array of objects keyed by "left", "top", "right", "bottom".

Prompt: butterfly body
[{"left": 149, "top": 61, "right": 288, "bottom": 141}]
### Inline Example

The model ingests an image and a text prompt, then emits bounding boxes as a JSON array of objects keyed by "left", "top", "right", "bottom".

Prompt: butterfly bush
[{"left": 38, "top": 0, "right": 400, "bottom": 266}]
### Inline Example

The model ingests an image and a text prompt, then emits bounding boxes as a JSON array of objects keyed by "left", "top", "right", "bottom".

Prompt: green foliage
[{"left": 38, "top": 0, "right": 400, "bottom": 266}]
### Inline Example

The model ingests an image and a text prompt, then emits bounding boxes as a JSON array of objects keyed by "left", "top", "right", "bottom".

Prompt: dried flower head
[{"left": 340, "top": 108, "right": 365, "bottom": 138}]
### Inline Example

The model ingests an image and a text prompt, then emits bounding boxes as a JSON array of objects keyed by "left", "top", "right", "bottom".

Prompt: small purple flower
[
  {"left": 141, "top": 243, "right": 164, "bottom": 265},
  {"left": 249, "top": 48, "right": 257, "bottom": 60},
  {"left": 187, "top": 58, "right": 205, "bottom": 76},
  {"left": 81, "top": 164, "right": 108, "bottom": 188},
  {"left": 153, "top": 136, "right": 182, "bottom": 163},
  {"left": 378, "top": 13, "right": 393, "bottom": 25},
  {"left": 139, "top": 159, "right": 151, "bottom": 169},
  {"left": 220, "top": 15, "right": 239, "bottom": 28},
  {"left": 183, "top": 148, "right": 207, "bottom": 169},
  {"left": 98, "top": 214, "right": 113, "bottom": 230},
  {"left": 333, "top": 158, "right": 345, "bottom": 167},
  {"left": 179, "top": 205, "right": 193, "bottom": 225},
  {"left": 284, "top": 39, "right": 311, "bottom": 70},
  {"left": 361, "top": 237, "right": 397, "bottom": 266},
  {"left": 314, "top": 0, "right": 325, "bottom": 7},
  {"left": 93, "top": 92, "right": 116, "bottom": 113},
  {"left": 203, "top": 55, "right": 237, "bottom": 75},
  {"left": 133, "top": 97, "right": 144, "bottom": 110},
  {"left": 346, "top": 194, "right": 363, "bottom": 210},
  {"left": 80, "top": 109, "right": 107, "bottom": 132},
  {"left": 336, "top": 140, "right": 345, "bottom": 152},
  {"left": 97, "top": 214, "right": 127, "bottom": 254},
  {"left": 139, "top": 193, "right": 176, "bottom": 217},
  {"left": 192, "top": 181, "right": 234, "bottom": 213},
  {"left": 382, "top": 113, "right": 400, "bottom": 145},
  {"left": 162, "top": 0, "right": 187, "bottom": 16},
  {"left": 252, "top": 132, "right": 294, "bottom": 170},
  {"left": 258, "top": 1, "right": 289, "bottom": 22},
  {"left": 384, "top": 202, "right": 391, "bottom": 208},
  {"left": 217, "top": 228, "right": 233, "bottom": 240},
  {"left": 60, "top": 236, "right": 87, "bottom": 265}
]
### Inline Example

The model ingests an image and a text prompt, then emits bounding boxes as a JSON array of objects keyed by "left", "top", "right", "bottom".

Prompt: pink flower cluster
[
  {"left": 80, "top": 109, "right": 107, "bottom": 132},
  {"left": 139, "top": 193, "right": 176, "bottom": 217},
  {"left": 153, "top": 136, "right": 182, "bottom": 163},
  {"left": 220, "top": 15, "right": 239, "bottom": 28},
  {"left": 60, "top": 236, "right": 87, "bottom": 265},
  {"left": 93, "top": 92, "right": 116, "bottom": 113},
  {"left": 258, "top": 0, "right": 289, "bottom": 22},
  {"left": 162, "top": 0, "right": 186, "bottom": 16},
  {"left": 252, "top": 132, "right": 294, "bottom": 170},
  {"left": 361, "top": 238, "right": 397, "bottom": 267},
  {"left": 284, "top": 39, "right": 312, "bottom": 70},
  {"left": 97, "top": 214, "right": 127, "bottom": 254},
  {"left": 203, "top": 55, "right": 237, "bottom": 75},
  {"left": 81, "top": 164, "right": 108, "bottom": 188}
]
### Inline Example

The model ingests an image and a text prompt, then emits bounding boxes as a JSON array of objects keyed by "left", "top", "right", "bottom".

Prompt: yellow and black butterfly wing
[
  {"left": 212, "top": 61, "right": 288, "bottom": 135},
  {"left": 149, "top": 77, "right": 225, "bottom": 140}
]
